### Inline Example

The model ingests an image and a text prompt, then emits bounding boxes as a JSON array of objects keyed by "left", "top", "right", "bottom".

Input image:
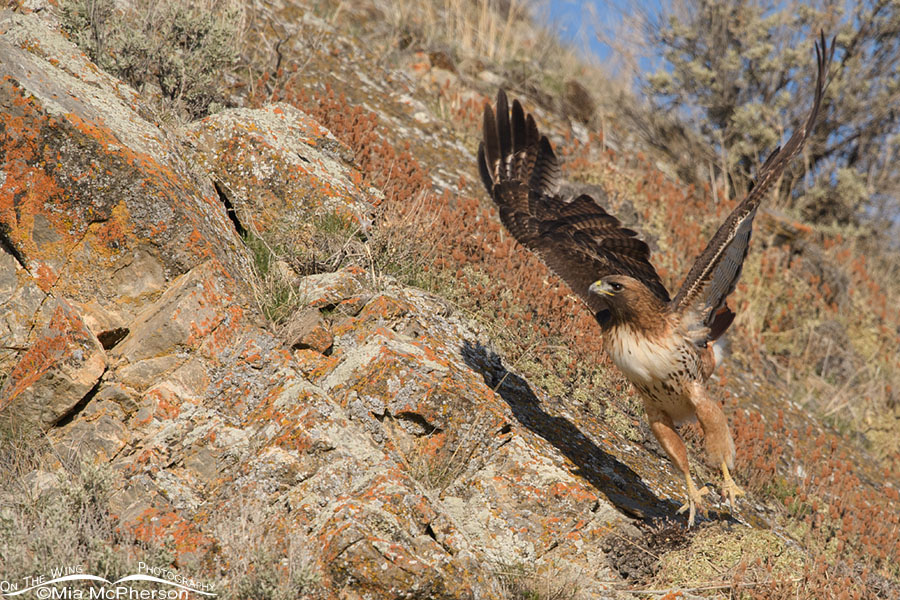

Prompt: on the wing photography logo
[{"left": 0, "top": 564, "right": 216, "bottom": 599}]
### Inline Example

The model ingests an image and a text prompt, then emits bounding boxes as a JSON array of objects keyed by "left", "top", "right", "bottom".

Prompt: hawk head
[
  {"left": 588, "top": 274, "right": 643, "bottom": 298},
  {"left": 588, "top": 275, "right": 668, "bottom": 328}
]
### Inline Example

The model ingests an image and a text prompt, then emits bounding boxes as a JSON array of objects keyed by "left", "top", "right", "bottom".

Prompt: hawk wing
[
  {"left": 477, "top": 90, "right": 670, "bottom": 317},
  {"left": 671, "top": 33, "right": 833, "bottom": 344}
]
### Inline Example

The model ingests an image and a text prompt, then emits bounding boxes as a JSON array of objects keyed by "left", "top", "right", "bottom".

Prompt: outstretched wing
[
  {"left": 477, "top": 90, "right": 670, "bottom": 316},
  {"left": 671, "top": 32, "right": 833, "bottom": 343}
]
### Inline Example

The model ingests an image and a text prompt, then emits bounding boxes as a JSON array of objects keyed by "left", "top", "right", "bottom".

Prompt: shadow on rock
[{"left": 461, "top": 339, "right": 683, "bottom": 523}]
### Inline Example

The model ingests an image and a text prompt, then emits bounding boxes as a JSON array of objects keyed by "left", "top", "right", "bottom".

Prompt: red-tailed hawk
[{"left": 477, "top": 35, "right": 832, "bottom": 526}]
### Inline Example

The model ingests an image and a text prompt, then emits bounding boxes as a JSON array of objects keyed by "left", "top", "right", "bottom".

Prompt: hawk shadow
[{"left": 462, "top": 339, "right": 688, "bottom": 524}]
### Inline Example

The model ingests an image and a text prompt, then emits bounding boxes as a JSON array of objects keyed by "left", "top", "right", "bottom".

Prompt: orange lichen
[
  {"left": 0, "top": 309, "right": 72, "bottom": 403},
  {"left": 128, "top": 507, "right": 215, "bottom": 560}
]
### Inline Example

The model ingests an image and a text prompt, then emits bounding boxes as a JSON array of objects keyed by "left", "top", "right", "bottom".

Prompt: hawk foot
[
  {"left": 676, "top": 478, "right": 709, "bottom": 527},
  {"left": 720, "top": 462, "right": 745, "bottom": 508}
]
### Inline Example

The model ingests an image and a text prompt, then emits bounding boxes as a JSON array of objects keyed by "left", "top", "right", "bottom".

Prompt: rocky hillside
[{"left": 1, "top": 2, "right": 898, "bottom": 599}]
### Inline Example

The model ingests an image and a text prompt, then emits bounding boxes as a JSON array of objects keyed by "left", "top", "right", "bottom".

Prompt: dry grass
[
  {"left": 0, "top": 422, "right": 321, "bottom": 598},
  {"left": 242, "top": 210, "right": 370, "bottom": 325},
  {"left": 489, "top": 560, "right": 584, "bottom": 600},
  {"left": 731, "top": 237, "right": 900, "bottom": 460},
  {"left": 387, "top": 408, "right": 496, "bottom": 493},
  {"left": 0, "top": 419, "right": 174, "bottom": 581},
  {"left": 653, "top": 524, "right": 806, "bottom": 594},
  {"left": 210, "top": 498, "right": 321, "bottom": 600},
  {"left": 385, "top": 0, "right": 533, "bottom": 63},
  {"left": 373, "top": 0, "right": 618, "bottom": 129}
]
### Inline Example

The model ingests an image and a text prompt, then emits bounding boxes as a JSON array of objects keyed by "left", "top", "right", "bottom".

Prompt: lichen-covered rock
[
  {"left": 0, "top": 245, "right": 46, "bottom": 363},
  {"left": 0, "top": 298, "right": 106, "bottom": 425},
  {"left": 12, "top": 6, "right": 897, "bottom": 599},
  {"left": 284, "top": 308, "right": 334, "bottom": 353},
  {"left": 299, "top": 267, "right": 372, "bottom": 312},
  {"left": 0, "top": 16, "right": 638, "bottom": 583},
  {"left": 0, "top": 10, "right": 254, "bottom": 350},
  {"left": 0, "top": 8, "right": 671, "bottom": 598},
  {"left": 186, "top": 103, "right": 374, "bottom": 234},
  {"left": 111, "top": 260, "right": 245, "bottom": 363}
]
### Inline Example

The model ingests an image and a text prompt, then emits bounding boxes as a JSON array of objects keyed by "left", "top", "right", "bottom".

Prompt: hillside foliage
[
  {"left": 13, "top": 0, "right": 900, "bottom": 596},
  {"left": 59, "top": 0, "right": 240, "bottom": 119},
  {"left": 635, "top": 0, "right": 900, "bottom": 233}
]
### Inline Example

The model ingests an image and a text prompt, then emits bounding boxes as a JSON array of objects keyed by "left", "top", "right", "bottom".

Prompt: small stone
[
  {"left": 284, "top": 308, "right": 334, "bottom": 354},
  {"left": 117, "top": 355, "right": 180, "bottom": 391},
  {"left": 55, "top": 412, "right": 130, "bottom": 463},
  {"left": 336, "top": 294, "right": 371, "bottom": 317},
  {"left": 296, "top": 320, "right": 334, "bottom": 355},
  {"left": 299, "top": 268, "right": 368, "bottom": 310},
  {"left": 113, "top": 262, "right": 236, "bottom": 363}
]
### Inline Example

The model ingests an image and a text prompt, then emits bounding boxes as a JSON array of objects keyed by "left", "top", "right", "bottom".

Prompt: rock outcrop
[
  {"left": 0, "top": 8, "right": 637, "bottom": 596},
  {"left": 2, "top": 4, "right": 898, "bottom": 599}
]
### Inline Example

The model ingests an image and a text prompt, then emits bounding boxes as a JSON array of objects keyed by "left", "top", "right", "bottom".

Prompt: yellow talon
[
  {"left": 676, "top": 475, "right": 709, "bottom": 527},
  {"left": 721, "top": 461, "right": 746, "bottom": 508}
]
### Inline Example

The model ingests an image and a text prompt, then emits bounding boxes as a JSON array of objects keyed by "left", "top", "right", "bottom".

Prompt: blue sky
[
  {"left": 543, "top": 0, "right": 620, "bottom": 61},
  {"left": 540, "top": 0, "right": 665, "bottom": 77}
]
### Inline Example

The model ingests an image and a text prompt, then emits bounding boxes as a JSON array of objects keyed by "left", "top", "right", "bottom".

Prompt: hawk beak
[{"left": 589, "top": 280, "right": 614, "bottom": 297}]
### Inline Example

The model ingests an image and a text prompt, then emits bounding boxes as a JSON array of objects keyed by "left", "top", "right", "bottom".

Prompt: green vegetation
[
  {"left": 242, "top": 210, "right": 367, "bottom": 326},
  {"left": 636, "top": 0, "right": 900, "bottom": 231},
  {"left": 243, "top": 230, "right": 301, "bottom": 324},
  {"left": 60, "top": 0, "right": 241, "bottom": 120}
]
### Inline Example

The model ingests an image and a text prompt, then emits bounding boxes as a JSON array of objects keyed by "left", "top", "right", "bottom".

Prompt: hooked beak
[{"left": 589, "top": 280, "right": 614, "bottom": 297}]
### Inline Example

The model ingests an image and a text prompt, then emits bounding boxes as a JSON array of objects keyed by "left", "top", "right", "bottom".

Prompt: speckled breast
[{"left": 604, "top": 325, "right": 702, "bottom": 422}]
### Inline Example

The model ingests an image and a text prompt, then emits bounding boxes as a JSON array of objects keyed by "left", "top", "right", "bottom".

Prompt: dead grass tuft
[
  {"left": 0, "top": 420, "right": 174, "bottom": 580},
  {"left": 385, "top": 0, "right": 533, "bottom": 64},
  {"left": 211, "top": 498, "right": 322, "bottom": 600},
  {"left": 654, "top": 523, "right": 806, "bottom": 591},
  {"left": 489, "top": 560, "right": 584, "bottom": 600}
]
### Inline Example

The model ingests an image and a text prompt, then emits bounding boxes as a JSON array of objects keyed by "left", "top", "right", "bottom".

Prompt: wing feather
[
  {"left": 478, "top": 90, "right": 670, "bottom": 315},
  {"left": 671, "top": 33, "right": 833, "bottom": 343}
]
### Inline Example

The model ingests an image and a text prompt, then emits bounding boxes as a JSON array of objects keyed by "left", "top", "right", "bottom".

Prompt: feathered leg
[
  {"left": 690, "top": 382, "right": 745, "bottom": 507},
  {"left": 646, "top": 407, "right": 708, "bottom": 527}
]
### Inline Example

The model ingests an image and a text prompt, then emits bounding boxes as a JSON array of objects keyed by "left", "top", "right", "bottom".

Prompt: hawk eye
[{"left": 611, "top": 282, "right": 623, "bottom": 292}]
